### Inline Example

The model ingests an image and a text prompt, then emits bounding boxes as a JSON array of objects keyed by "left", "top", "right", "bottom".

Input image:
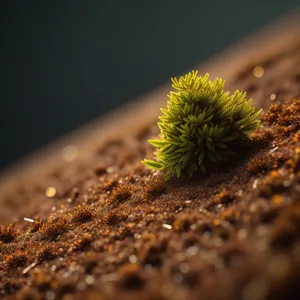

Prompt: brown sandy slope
[{"left": 1, "top": 12, "right": 300, "bottom": 300}]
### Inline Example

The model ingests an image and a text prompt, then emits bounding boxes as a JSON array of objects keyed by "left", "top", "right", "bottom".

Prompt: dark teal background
[{"left": 0, "top": 1, "right": 299, "bottom": 170}]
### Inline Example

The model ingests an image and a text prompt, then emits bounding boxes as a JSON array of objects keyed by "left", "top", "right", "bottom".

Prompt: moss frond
[{"left": 142, "top": 70, "right": 262, "bottom": 180}]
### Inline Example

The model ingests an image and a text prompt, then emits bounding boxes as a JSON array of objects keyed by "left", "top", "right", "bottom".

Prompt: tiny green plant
[{"left": 142, "top": 70, "right": 262, "bottom": 180}]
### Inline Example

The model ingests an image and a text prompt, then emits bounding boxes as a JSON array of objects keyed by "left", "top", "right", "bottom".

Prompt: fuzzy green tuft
[{"left": 142, "top": 70, "right": 262, "bottom": 180}]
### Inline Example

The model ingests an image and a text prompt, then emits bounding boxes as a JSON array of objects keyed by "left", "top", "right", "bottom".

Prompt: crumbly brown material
[{"left": 1, "top": 14, "right": 300, "bottom": 300}]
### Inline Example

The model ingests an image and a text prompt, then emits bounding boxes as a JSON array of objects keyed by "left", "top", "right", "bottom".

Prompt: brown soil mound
[{"left": 1, "top": 13, "right": 300, "bottom": 300}]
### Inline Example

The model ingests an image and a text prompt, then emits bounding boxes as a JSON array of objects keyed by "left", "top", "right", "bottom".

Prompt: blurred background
[{"left": 0, "top": 0, "right": 299, "bottom": 171}]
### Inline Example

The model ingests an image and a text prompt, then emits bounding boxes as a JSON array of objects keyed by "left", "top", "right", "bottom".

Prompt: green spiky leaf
[
  {"left": 142, "top": 160, "right": 162, "bottom": 169},
  {"left": 142, "top": 70, "right": 262, "bottom": 180}
]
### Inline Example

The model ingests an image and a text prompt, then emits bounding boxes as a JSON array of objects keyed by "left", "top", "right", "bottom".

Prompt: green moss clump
[{"left": 142, "top": 70, "right": 262, "bottom": 180}]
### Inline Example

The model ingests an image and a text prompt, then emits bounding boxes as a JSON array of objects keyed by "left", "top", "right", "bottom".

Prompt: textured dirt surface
[{"left": 1, "top": 15, "right": 300, "bottom": 300}]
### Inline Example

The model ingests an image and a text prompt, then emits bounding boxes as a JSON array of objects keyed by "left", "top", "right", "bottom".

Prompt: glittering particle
[
  {"left": 22, "top": 262, "right": 38, "bottom": 274},
  {"left": 106, "top": 166, "right": 115, "bottom": 174},
  {"left": 129, "top": 255, "right": 137, "bottom": 264},
  {"left": 270, "top": 93, "right": 276, "bottom": 101},
  {"left": 62, "top": 144, "right": 78, "bottom": 162},
  {"left": 249, "top": 203, "right": 258, "bottom": 213},
  {"left": 252, "top": 179, "right": 259, "bottom": 189},
  {"left": 46, "top": 187, "right": 56, "bottom": 198},
  {"left": 134, "top": 233, "right": 141, "bottom": 239},
  {"left": 46, "top": 291, "right": 56, "bottom": 300},
  {"left": 253, "top": 65, "right": 264, "bottom": 78},
  {"left": 213, "top": 219, "right": 220, "bottom": 226},
  {"left": 85, "top": 275, "right": 95, "bottom": 285},
  {"left": 162, "top": 224, "right": 172, "bottom": 230},
  {"left": 272, "top": 194, "right": 283, "bottom": 205},
  {"left": 268, "top": 146, "right": 278, "bottom": 153},
  {"left": 237, "top": 190, "right": 243, "bottom": 196},
  {"left": 186, "top": 246, "right": 198, "bottom": 256},
  {"left": 270, "top": 170, "right": 278, "bottom": 177},
  {"left": 179, "top": 262, "right": 190, "bottom": 274},
  {"left": 24, "top": 217, "right": 34, "bottom": 223},
  {"left": 282, "top": 179, "right": 292, "bottom": 187}
]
